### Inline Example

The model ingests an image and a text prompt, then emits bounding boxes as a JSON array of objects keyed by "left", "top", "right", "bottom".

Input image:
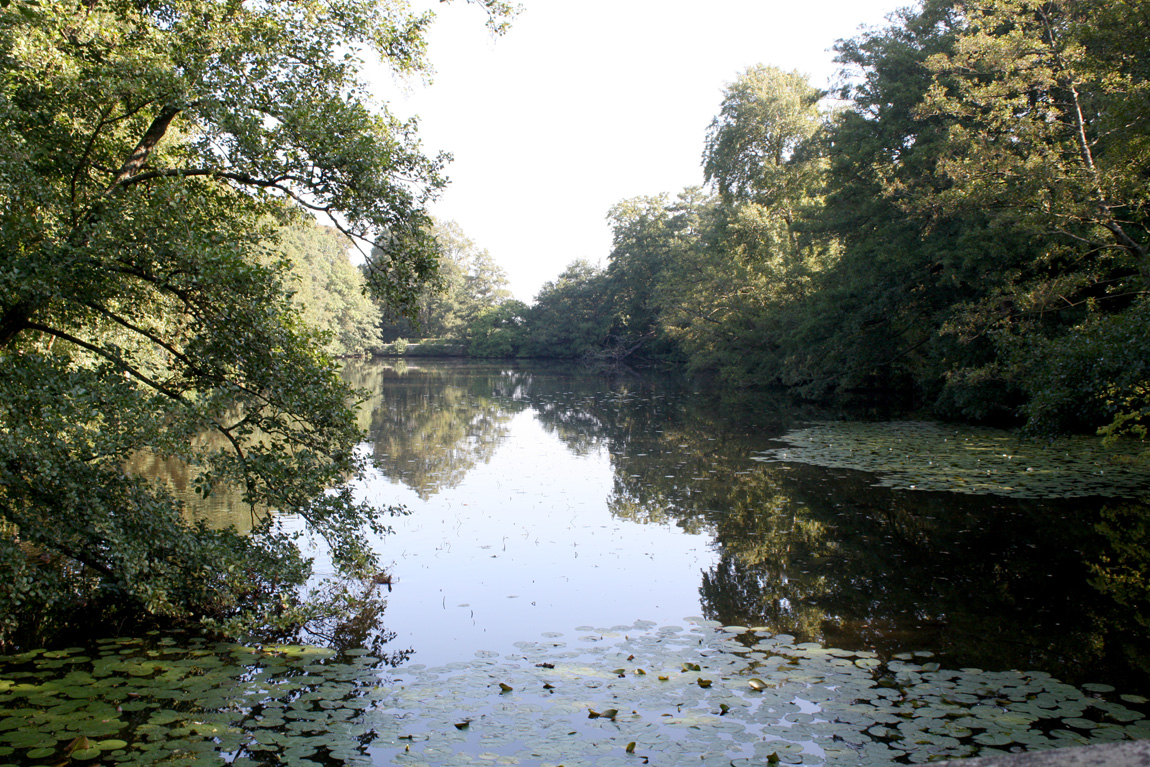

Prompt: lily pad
[
  {"left": 752, "top": 421, "right": 1150, "bottom": 498},
  {"left": 0, "top": 620, "right": 1147, "bottom": 767},
  {"left": 71, "top": 747, "right": 103, "bottom": 760}
]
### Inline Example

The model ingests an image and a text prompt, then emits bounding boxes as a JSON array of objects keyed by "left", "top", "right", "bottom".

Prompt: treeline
[
  {"left": 288, "top": 0, "right": 1148, "bottom": 436},
  {"left": 395, "top": 0, "right": 1148, "bottom": 437},
  {"left": 275, "top": 217, "right": 520, "bottom": 357}
]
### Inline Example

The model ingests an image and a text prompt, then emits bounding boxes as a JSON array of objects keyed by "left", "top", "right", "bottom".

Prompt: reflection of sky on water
[
  {"left": 285, "top": 361, "right": 1150, "bottom": 695},
  {"left": 124, "top": 360, "right": 1150, "bottom": 698},
  {"left": 340, "top": 410, "right": 717, "bottom": 667}
]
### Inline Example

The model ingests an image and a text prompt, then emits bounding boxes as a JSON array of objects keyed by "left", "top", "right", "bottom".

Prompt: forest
[
  {"left": 386, "top": 0, "right": 1150, "bottom": 439},
  {"left": 0, "top": 0, "right": 514, "bottom": 647}
]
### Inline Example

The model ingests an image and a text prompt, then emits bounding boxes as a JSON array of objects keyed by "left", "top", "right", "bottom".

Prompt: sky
[{"left": 372, "top": 0, "right": 908, "bottom": 302}]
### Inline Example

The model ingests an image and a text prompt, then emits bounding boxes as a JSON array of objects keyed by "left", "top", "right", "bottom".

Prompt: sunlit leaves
[
  {"left": 918, "top": 0, "right": 1150, "bottom": 267},
  {"left": 273, "top": 219, "right": 383, "bottom": 357},
  {"left": 703, "top": 65, "right": 826, "bottom": 209}
]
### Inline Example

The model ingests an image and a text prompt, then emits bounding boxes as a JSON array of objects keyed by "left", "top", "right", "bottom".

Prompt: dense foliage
[
  {"left": 0, "top": 0, "right": 511, "bottom": 647},
  {"left": 277, "top": 220, "right": 383, "bottom": 358},
  {"left": 379, "top": 219, "right": 512, "bottom": 345},
  {"left": 482, "top": 0, "right": 1148, "bottom": 437}
]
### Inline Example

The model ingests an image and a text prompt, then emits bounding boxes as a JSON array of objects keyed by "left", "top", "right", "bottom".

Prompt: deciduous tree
[
  {"left": 913, "top": 0, "right": 1150, "bottom": 431},
  {"left": 0, "top": 0, "right": 511, "bottom": 646}
]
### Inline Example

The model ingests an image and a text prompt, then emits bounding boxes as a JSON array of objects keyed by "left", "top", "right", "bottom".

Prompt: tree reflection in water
[
  {"left": 124, "top": 429, "right": 260, "bottom": 534},
  {"left": 513, "top": 364, "right": 1150, "bottom": 692},
  {"left": 150, "top": 360, "right": 1150, "bottom": 691},
  {"left": 343, "top": 360, "right": 529, "bottom": 499}
]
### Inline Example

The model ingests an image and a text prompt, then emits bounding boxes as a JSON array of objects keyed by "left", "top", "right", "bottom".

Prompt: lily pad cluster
[
  {"left": 1, "top": 621, "right": 1147, "bottom": 766},
  {"left": 751, "top": 421, "right": 1150, "bottom": 498},
  {"left": 0, "top": 636, "right": 384, "bottom": 766},
  {"left": 367, "top": 619, "right": 1149, "bottom": 767}
]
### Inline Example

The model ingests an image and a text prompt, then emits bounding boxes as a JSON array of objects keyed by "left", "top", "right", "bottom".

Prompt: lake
[
  {"left": 3, "top": 358, "right": 1150, "bottom": 766},
  {"left": 333, "top": 360, "right": 1150, "bottom": 692}
]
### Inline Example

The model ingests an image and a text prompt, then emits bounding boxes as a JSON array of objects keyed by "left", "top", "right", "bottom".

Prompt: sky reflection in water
[
  {"left": 356, "top": 410, "right": 716, "bottom": 667},
  {"left": 5, "top": 359, "right": 1150, "bottom": 767},
  {"left": 329, "top": 360, "right": 1150, "bottom": 696}
]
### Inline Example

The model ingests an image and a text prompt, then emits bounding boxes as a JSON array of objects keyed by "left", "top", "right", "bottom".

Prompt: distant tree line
[
  {"left": 394, "top": 0, "right": 1148, "bottom": 438},
  {"left": 283, "top": 0, "right": 1147, "bottom": 439}
]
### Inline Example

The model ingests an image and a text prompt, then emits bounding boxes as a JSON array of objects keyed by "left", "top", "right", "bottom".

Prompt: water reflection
[
  {"left": 353, "top": 360, "right": 1150, "bottom": 694},
  {"left": 701, "top": 467, "right": 1133, "bottom": 678},
  {"left": 545, "top": 379, "right": 1150, "bottom": 690},
  {"left": 124, "top": 439, "right": 258, "bottom": 534},
  {"left": 343, "top": 360, "right": 529, "bottom": 499}
]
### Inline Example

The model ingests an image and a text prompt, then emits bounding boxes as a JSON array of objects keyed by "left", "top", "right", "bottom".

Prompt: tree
[
  {"left": 919, "top": 0, "right": 1149, "bottom": 272},
  {"left": 913, "top": 0, "right": 1150, "bottom": 431},
  {"left": 469, "top": 300, "right": 530, "bottom": 357},
  {"left": 0, "top": 0, "right": 512, "bottom": 647},
  {"left": 603, "top": 193, "right": 693, "bottom": 360},
  {"left": 781, "top": 0, "right": 988, "bottom": 406},
  {"left": 521, "top": 260, "right": 613, "bottom": 358},
  {"left": 661, "top": 66, "right": 834, "bottom": 385},
  {"left": 378, "top": 219, "right": 512, "bottom": 342},
  {"left": 704, "top": 65, "right": 826, "bottom": 217},
  {"left": 276, "top": 219, "right": 383, "bottom": 357}
]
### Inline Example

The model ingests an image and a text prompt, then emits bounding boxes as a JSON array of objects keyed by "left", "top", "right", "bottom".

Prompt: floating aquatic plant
[
  {"left": 368, "top": 619, "right": 1148, "bottom": 767},
  {"left": 0, "top": 620, "right": 1146, "bottom": 766},
  {"left": 752, "top": 421, "right": 1150, "bottom": 498},
  {"left": 0, "top": 637, "right": 385, "bottom": 766}
]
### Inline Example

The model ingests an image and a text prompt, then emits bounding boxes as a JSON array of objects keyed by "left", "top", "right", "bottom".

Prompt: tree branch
[
  {"left": 24, "top": 322, "right": 184, "bottom": 401},
  {"left": 21, "top": 321, "right": 254, "bottom": 469},
  {"left": 105, "top": 104, "right": 182, "bottom": 194},
  {"left": 110, "top": 165, "right": 381, "bottom": 259}
]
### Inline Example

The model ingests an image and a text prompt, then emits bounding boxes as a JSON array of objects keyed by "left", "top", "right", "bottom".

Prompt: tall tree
[
  {"left": 782, "top": 0, "right": 987, "bottom": 407},
  {"left": 276, "top": 220, "right": 383, "bottom": 357},
  {"left": 0, "top": 0, "right": 512, "bottom": 646},
  {"left": 663, "top": 66, "right": 833, "bottom": 384},
  {"left": 920, "top": 0, "right": 1149, "bottom": 271},
  {"left": 704, "top": 65, "right": 826, "bottom": 221},
  {"left": 913, "top": 0, "right": 1150, "bottom": 431}
]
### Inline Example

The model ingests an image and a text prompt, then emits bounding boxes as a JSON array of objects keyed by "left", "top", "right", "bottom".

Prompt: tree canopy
[
  {"left": 0, "top": 0, "right": 512, "bottom": 647},
  {"left": 378, "top": 219, "right": 512, "bottom": 343},
  {"left": 489, "top": 0, "right": 1147, "bottom": 439},
  {"left": 277, "top": 219, "right": 383, "bottom": 358}
]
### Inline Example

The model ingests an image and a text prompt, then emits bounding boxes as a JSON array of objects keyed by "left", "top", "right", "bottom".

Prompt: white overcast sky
[{"left": 371, "top": 0, "right": 908, "bottom": 302}]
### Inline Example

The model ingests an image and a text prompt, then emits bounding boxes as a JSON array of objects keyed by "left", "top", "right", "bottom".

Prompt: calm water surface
[
  {"left": 325, "top": 359, "right": 1150, "bottom": 695},
  {"left": 5, "top": 359, "right": 1150, "bottom": 767}
]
